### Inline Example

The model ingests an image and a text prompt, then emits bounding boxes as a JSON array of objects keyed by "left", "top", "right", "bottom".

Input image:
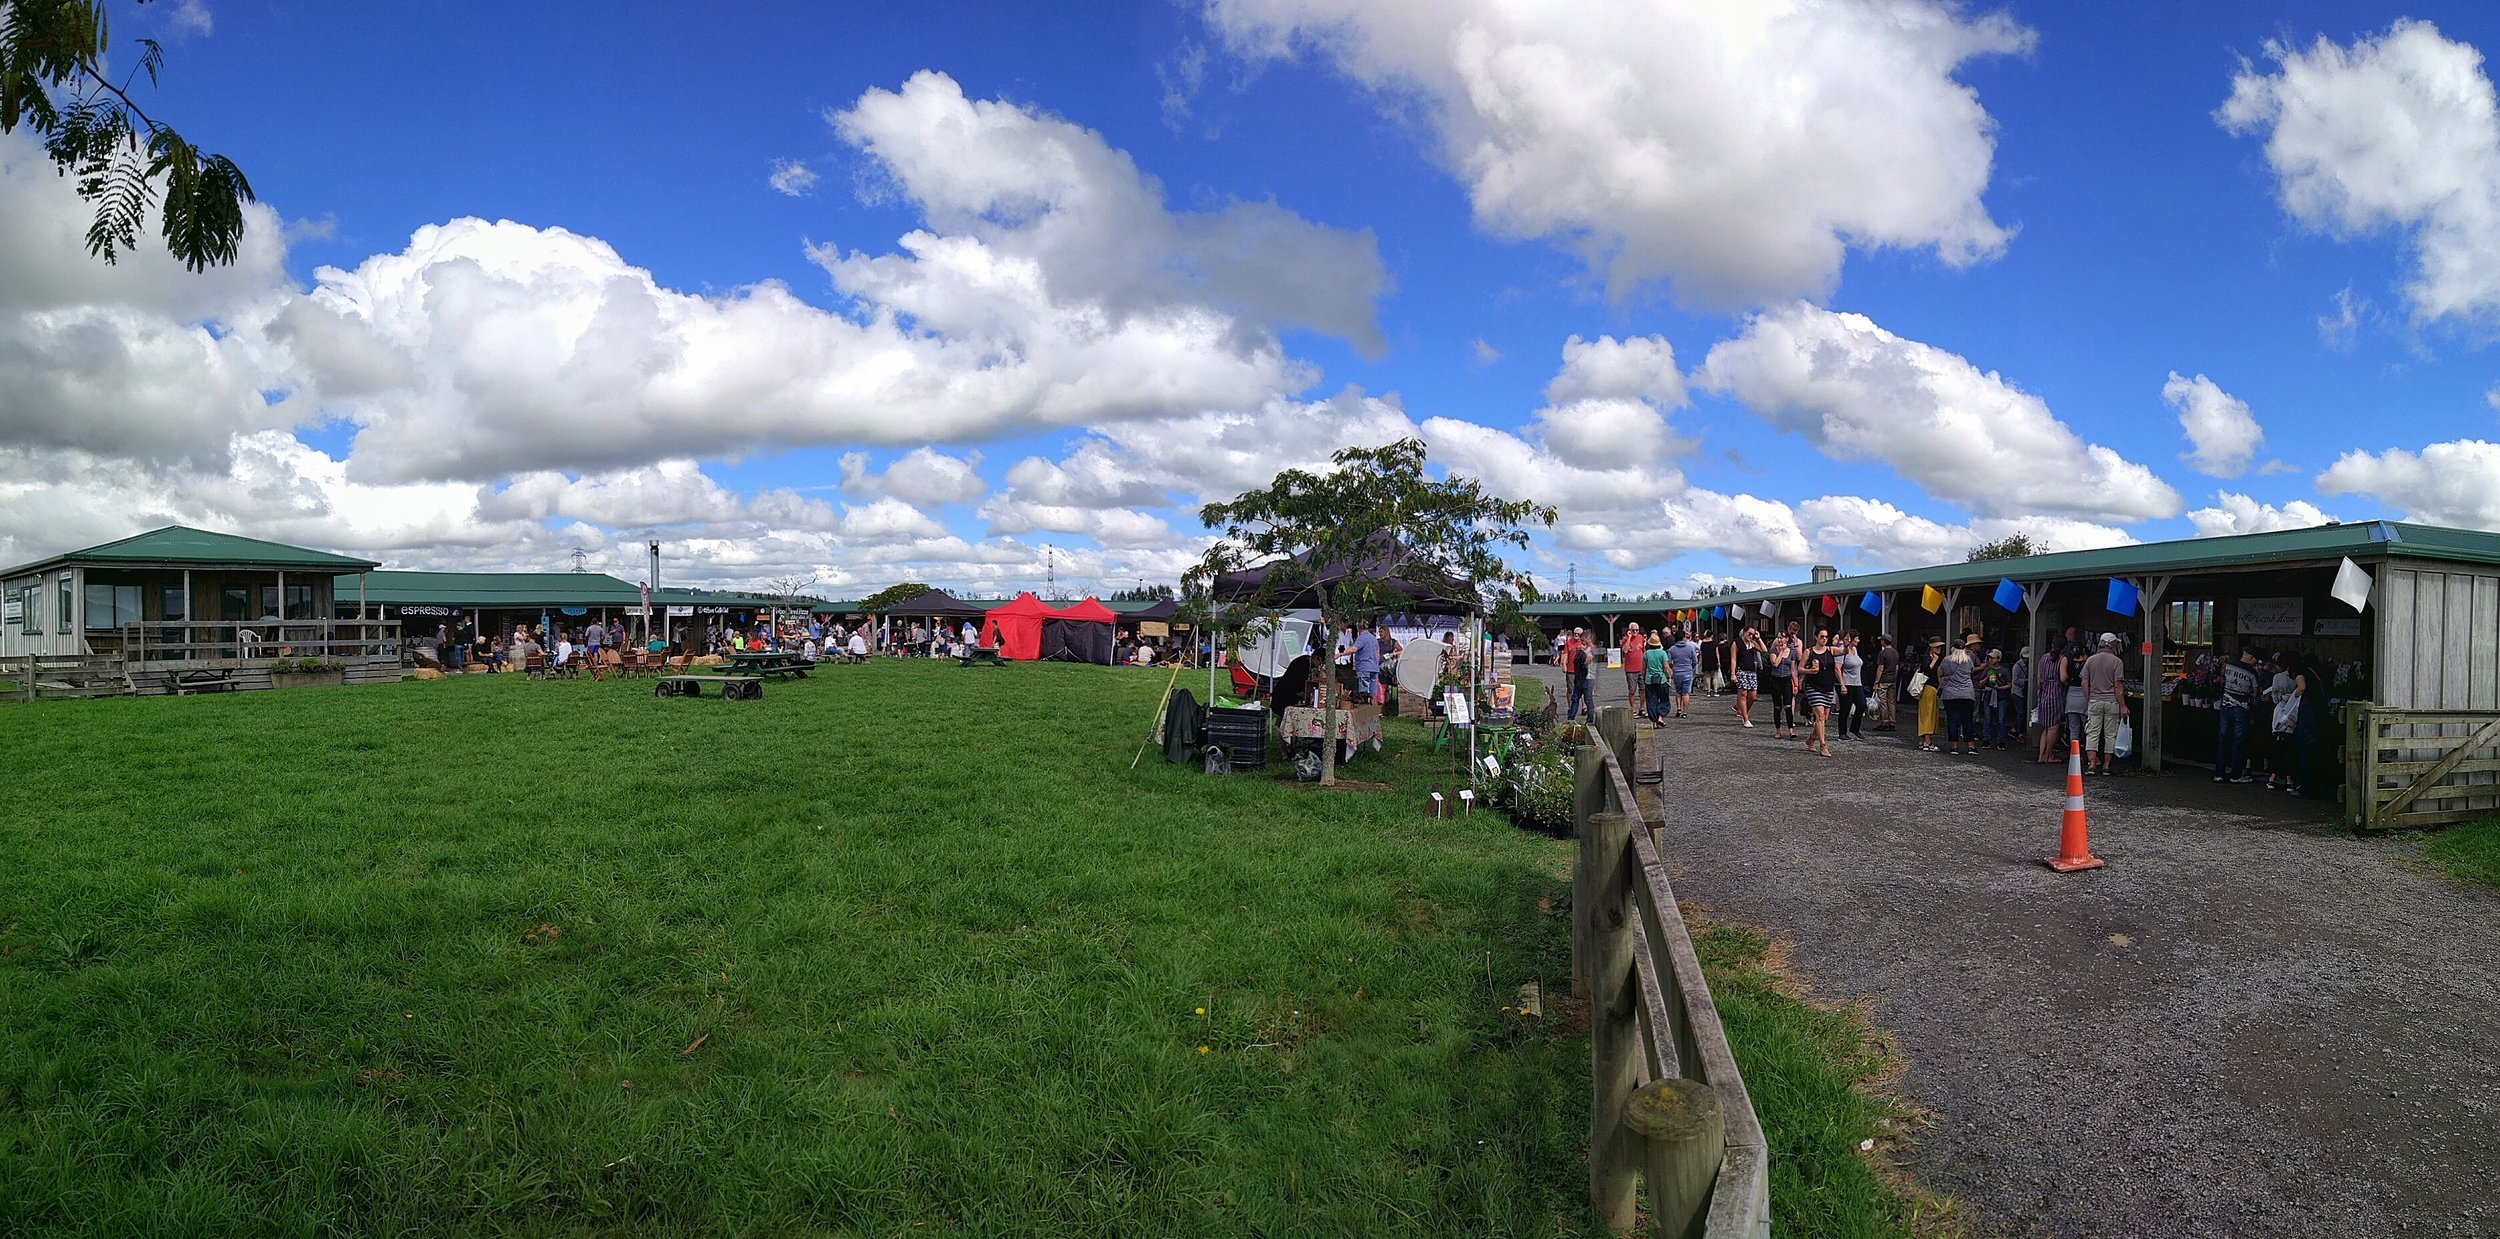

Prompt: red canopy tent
[{"left": 982, "top": 592, "right": 1052, "bottom": 661}]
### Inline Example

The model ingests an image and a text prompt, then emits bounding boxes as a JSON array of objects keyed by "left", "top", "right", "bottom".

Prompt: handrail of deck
[{"left": 1573, "top": 704, "right": 1771, "bottom": 1238}]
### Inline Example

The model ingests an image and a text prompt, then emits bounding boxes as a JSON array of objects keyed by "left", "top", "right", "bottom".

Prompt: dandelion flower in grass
[
  {"left": 1197, "top": 1046, "right": 1210, "bottom": 1055},
  {"left": 1194, "top": 1007, "right": 1206, "bottom": 1016}
]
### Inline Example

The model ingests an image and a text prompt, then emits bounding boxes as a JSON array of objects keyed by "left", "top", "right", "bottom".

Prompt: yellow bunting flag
[{"left": 1920, "top": 584, "right": 1945, "bottom": 613}]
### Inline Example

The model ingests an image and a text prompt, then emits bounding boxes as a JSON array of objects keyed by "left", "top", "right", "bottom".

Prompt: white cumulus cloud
[
  {"left": 1697, "top": 303, "right": 2183, "bottom": 522},
  {"left": 2221, "top": 19, "right": 2500, "bottom": 325},
  {"left": 2164, "top": 372, "right": 2265, "bottom": 477},
  {"left": 2186, "top": 492, "right": 2338, "bottom": 538},
  {"left": 1207, "top": 0, "right": 2030, "bottom": 306},
  {"left": 2318, "top": 439, "right": 2500, "bottom": 528}
]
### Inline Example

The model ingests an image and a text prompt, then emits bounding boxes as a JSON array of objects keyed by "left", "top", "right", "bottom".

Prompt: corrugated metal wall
[{"left": 2377, "top": 559, "right": 2500, "bottom": 710}]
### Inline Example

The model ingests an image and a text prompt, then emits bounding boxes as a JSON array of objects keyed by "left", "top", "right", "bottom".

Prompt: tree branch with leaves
[
  {"left": 3, "top": 0, "right": 255, "bottom": 269},
  {"left": 1184, "top": 438, "right": 1554, "bottom": 786}
]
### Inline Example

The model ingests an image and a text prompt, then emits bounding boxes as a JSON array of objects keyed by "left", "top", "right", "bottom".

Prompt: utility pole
[
  {"left": 1045, "top": 545, "right": 1057, "bottom": 601},
  {"left": 649, "top": 540, "right": 665, "bottom": 647},
  {"left": 1567, "top": 563, "right": 1578, "bottom": 600}
]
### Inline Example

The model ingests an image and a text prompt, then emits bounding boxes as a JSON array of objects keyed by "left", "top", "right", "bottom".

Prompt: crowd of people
[{"left": 1547, "top": 619, "right": 2339, "bottom": 795}]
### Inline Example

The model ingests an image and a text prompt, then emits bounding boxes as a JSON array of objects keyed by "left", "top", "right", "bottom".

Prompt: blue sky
[{"left": 8, "top": 1, "right": 2500, "bottom": 597}]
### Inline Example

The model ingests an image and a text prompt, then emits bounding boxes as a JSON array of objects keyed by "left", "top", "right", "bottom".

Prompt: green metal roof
[
  {"left": 1701, "top": 520, "right": 2468, "bottom": 612},
  {"left": 337, "top": 571, "right": 644, "bottom": 608},
  {"left": 5, "top": 525, "right": 380, "bottom": 577}
]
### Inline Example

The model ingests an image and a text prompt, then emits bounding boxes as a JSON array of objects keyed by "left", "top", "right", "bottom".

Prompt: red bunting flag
[{"left": 1820, "top": 594, "right": 1838, "bottom": 616}]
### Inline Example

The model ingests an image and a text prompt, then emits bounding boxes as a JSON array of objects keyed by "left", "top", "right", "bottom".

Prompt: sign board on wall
[
  {"left": 2313, "top": 617, "right": 2362, "bottom": 637},
  {"left": 398, "top": 604, "right": 455, "bottom": 617},
  {"left": 3, "top": 597, "right": 19, "bottom": 623},
  {"left": 665, "top": 605, "right": 695, "bottom": 617},
  {"left": 2236, "top": 597, "right": 2304, "bottom": 636},
  {"left": 1138, "top": 621, "right": 1170, "bottom": 638}
]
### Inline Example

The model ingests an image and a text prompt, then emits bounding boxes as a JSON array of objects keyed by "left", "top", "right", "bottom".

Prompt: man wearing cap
[{"left": 2082, "top": 633, "right": 2130, "bottom": 775}]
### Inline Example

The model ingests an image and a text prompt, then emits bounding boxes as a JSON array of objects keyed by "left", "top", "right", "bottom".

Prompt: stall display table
[{"left": 1281, "top": 705, "right": 1383, "bottom": 750}]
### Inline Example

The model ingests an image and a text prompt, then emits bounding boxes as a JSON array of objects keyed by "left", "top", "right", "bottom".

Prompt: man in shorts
[
  {"left": 2083, "top": 633, "right": 2129, "bottom": 775},
  {"left": 1666, "top": 627, "right": 1702, "bottom": 717}
]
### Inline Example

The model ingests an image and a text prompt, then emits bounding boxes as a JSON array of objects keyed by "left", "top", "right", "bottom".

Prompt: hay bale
[{"left": 411, "top": 667, "right": 445, "bottom": 681}]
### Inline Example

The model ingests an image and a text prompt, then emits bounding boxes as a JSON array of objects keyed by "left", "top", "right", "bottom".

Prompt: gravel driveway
[{"left": 1522, "top": 664, "right": 2500, "bottom": 1238}]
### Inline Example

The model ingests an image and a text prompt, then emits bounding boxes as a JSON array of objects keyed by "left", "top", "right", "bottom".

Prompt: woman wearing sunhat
[{"left": 1915, "top": 637, "right": 1946, "bottom": 751}]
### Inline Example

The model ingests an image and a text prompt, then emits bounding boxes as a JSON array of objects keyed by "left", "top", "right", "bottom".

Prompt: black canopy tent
[
  {"left": 880, "top": 589, "right": 988, "bottom": 619},
  {"left": 1209, "top": 535, "right": 1475, "bottom": 616}
]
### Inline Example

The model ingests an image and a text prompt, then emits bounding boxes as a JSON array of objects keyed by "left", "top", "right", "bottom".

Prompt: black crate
[{"left": 1204, "top": 705, "right": 1269, "bottom": 770}]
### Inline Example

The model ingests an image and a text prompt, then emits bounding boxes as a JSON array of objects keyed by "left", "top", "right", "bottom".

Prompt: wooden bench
[
  {"left": 656, "top": 675, "right": 764, "bottom": 700},
  {"left": 959, "top": 647, "right": 1007, "bottom": 667}
]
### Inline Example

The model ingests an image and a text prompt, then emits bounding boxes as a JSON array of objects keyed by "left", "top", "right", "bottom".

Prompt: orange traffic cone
[{"left": 2046, "top": 739, "right": 2106, "bottom": 872}]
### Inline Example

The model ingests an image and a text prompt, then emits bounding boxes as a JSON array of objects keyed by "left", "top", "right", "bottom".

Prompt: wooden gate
[{"left": 2345, "top": 703, "right": 2500, "bottom": 831}]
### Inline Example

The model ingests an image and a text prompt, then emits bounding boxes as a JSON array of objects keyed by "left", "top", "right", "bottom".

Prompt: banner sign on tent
[
  {"left": 2235, "top": 597, "right": 2303, "bottom": 636},
  {"left": 1992, "top": 578, "right": 2024, "bottom": 613}
]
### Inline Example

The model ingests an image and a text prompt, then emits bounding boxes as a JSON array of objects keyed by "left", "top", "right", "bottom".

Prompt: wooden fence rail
[
  {"left": 1574, "top": 705, "right": 1771, "bottom": 1238},
  {"left": 2345, "top": 703, "right": 2500, "bottom": 831}
]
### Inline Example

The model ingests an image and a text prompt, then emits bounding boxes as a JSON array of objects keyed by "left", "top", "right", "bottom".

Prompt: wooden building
[
  {"left": 1, "top": 526, "right": 397, "bottom": 696},
  {"left": 1675, "top": 520, "right": 2500, "bottom": 828}
]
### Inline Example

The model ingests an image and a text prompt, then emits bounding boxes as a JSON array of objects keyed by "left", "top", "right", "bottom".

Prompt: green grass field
[
  {"left": 0, "top": 662, "right": 1604, "bottom": 1236},
  {"left": 0, "top": 662, "right": 1928, "bottom": 1236}
]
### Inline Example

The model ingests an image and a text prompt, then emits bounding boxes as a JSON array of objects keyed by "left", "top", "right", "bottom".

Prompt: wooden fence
[
  {"left": 2345, "top": 703, "right": 2500, "bottom": 831},
  {"left": 1574, "top": 705, "right": 1771, "bottom": 1238},
  {"left": 7, "top": 619, "right": 405, "bottom": 702}
]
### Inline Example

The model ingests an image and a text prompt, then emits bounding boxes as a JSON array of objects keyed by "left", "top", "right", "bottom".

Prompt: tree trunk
[{"left": 1319, "top": 612, "right": 1341, "bottom": 786}]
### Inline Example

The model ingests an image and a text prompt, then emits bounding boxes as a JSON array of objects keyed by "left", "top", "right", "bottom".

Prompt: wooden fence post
[
  {"left": 1586, "top": 807, "right": 1641, "bottom": 1231},
  {"left": 1625, "top": 1076, "right": 1724, "bottom": 1239},
  {"left": 1600, "top": 705, "right": 1636, "bottom": 783},
  {"left": 1571, "top": 743, "right": 1609, "bottom": 1000}
]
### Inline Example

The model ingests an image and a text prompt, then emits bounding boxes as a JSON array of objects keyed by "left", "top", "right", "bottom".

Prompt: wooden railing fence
[
  {"left": 2345, "top": 703, "right": 2500, "bottom": 831},
  {"left": 1574, "top": 705, "right": 1771, "bottom": 1237}
]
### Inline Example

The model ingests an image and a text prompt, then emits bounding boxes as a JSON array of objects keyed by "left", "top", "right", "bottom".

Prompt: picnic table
[
  {"left": 656, "top": 675, "right": 764, "bottom": 700},
  {"left": 723, "top": 651, "right": 811, "bottom": 679},
  {"left": 959, "top": 647, "right": 1007, "bottom": 667}
]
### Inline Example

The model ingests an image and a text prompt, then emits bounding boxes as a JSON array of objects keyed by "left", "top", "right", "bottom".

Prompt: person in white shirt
[
  {"left": 847, "top": 631, "right": 869, "bottom": 660},
  {"left": 554, "top": 636, "right": 574, "bottom": 666},
  {"left": 800, "top": 638, "right": 821, "bottom": 663}
]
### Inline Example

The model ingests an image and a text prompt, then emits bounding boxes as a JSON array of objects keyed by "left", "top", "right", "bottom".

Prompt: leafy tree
[
  {"left": 1185, "top": 438, "right": 1554, "bottom": 786},
  {"left": 1966, "top": 533, "right": 2039, "bottom": 562},
  {"left": 858, "top": 582, "right": 936, "bottom": 612},
  {"left": 1110, "top": 584, "right": 1176, "bottom": 601},
  {"left": 3, "top": 0, "right": 256, "bottom": 269}
]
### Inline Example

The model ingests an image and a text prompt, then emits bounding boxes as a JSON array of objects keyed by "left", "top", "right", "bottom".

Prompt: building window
[
  {"left": 160, "top": 583, "right": 186, "bottom": 622},
  {"left": 12, "top": 587, "right": 36, "bottom": 635},
  {"left": 85, "top": 583, "right": 144, "bottom": 629},
  {"left": 2167, "top": 599, "right": 2216, "bottom": 646},
  {"left": 256, "top": 583, "right": 316, "bottom": 620},
  {"left": 220, "top": 585, "right": 251, "bottom": 622},
  {"left": 58, "top": 576, "right": 73, "bottom": 630}
]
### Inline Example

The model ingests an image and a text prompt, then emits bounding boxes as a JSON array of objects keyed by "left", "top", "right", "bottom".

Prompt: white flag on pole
[{"left": 2331, "top": 556, "right": 2374, "bottom": 612}]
